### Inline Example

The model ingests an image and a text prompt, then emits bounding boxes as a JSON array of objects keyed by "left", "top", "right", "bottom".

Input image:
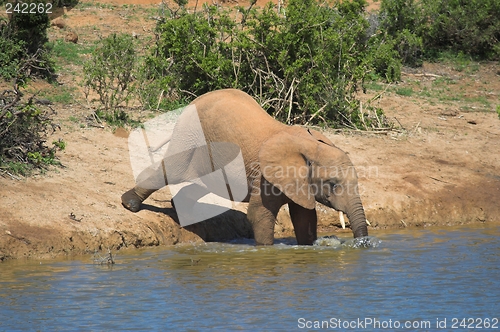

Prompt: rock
[
  {"left": 35, "top": 99, "right": 53, "bottom": 106},
  {"left": 65, "top": 31, "right": 78, "bottom": 44},
  {"left": 51, "top": 18, "right": 66, "bottom": 29}
]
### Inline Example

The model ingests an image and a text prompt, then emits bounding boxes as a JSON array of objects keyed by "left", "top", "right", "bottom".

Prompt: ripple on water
[{"left": 1, "top": 224, "right": 499, "bottom": 330}]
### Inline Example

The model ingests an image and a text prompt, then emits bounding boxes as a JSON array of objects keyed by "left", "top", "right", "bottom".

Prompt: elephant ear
[
  {"left": 259, "top": 131, "right": 317, "bottom": 210},
  {"left": 307, "top": 128, "right": 336, "bottom": 147}
]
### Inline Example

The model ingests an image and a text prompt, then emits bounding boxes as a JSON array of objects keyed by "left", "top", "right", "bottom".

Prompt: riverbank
[{"left": 1, "top": 0, "right": 499, "bottom": 260}]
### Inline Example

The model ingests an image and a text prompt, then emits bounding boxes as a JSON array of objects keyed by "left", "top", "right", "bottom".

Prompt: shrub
[
  {"left": 0, "top": 1, "right": 61, "bottom": 175},
  {"left": 380, "top": 0, "right": 500, "bottom": 61},
  {"left": 7, "top": 0, "right": 50, "bottom": 55},
  {"left": 83, "top": 33, "right": 138, "bottom": 111},
  {"left": 0, "top": 81, "right": 64, "bottom": 175},
  {"left": 0, "top": 18, "right": 24, "bottom": 80},
  {"left": 0, "top": 0, "right": 54, "bottom": 82},
  {"left": 428, "top": 0, "right": 499, "bottom": 59},
  {"left": 142, "top": 0, "right": 398, "bottom": 128}
]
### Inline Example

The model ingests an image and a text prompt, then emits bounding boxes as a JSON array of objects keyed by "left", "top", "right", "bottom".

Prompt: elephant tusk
[
  {"left": 366, "top": 219, "right": 371, "bottom": 226},
  {"left": 339, "top": 211, "right": 346, "bottom": 229}
]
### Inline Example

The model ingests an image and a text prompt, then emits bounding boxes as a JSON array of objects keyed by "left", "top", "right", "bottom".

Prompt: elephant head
[{"left": 259, "top": 131, "right": 369, "bottom": 238}]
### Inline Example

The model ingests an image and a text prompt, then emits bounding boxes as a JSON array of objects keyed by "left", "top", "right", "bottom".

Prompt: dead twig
[
  {"left": 0, "top": 169, "right": 21, "bottom": 180},
  {"left": 329, "top": 128, "right": 405, "bottom": 136},
  {"left": 93, "top": 248, "right": 115, "bottom": 265},
  {"left": 305, "top": 103, "right": 328, "bottom": 126},
  {"left": 367, "top": 82, "right": 392, "bottom": 103},
  {"left": 179, "top": 89, "right": 198, "bottom": 99},
  {"left": 69, "top": 212, "right": 83, "bottom": 222},
  {"left": 394, "top": 117, "right": 406, "bottom": 130},
  {"left": 285, "top": 77, "right": 296, "bottom": 124},
  {"left": 402, "top": 72, "right": 442, "bottom": 78},
  {"left": 411, "top": 121, "right": 421, "bottom": 136},
  {"left": 4, "top": 230, "right": 31, "bottom": 245},
  {"left": 428, "top": 176, "right": 456, "bottom": 186},
  {"left": 359, "top": 101, "right": 368, "bottom": 130}
]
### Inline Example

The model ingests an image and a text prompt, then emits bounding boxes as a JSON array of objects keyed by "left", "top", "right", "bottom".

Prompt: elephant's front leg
[
  {"left": 288, "top": 201, "right": 317, "bottom": 245},
  {"left": 247, "top": 178, "right": 284, "bottom": 245}
]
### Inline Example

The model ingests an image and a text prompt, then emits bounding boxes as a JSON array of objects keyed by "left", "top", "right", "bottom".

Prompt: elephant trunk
[{"left": 346, "top": 197, "right": 368, "bottom": 238}]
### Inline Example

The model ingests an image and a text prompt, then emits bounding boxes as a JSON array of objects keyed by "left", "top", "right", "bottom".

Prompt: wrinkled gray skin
[{"left": 122, "top": 89, "right": 368, "bottom": 245}]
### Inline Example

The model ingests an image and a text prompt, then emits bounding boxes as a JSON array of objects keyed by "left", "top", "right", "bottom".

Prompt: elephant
[{"left": 121, "top": 88, "right": 369, "bottom": 245}]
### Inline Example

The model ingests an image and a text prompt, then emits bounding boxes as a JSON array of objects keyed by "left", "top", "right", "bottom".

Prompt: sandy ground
[{"left": 0, "top": 0, "right": 499, "bottom": 260}]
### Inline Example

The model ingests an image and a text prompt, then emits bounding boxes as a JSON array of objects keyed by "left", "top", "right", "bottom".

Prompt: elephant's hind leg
[
  {"left": 121, "top": 187, "right": 158, "bottom": 212},
  {"left": 121, "top": 161, "right": 168, "bottom": 212}
]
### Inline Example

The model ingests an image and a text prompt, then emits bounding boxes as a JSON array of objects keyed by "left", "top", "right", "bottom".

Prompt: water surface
[{"left": 1, "top": 223, "right": 499, "bottom": 330}]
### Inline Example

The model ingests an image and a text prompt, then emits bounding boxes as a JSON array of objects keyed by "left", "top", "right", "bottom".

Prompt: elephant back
[{"left": 191, "top": 89, "right": 285, "bottom": 166}]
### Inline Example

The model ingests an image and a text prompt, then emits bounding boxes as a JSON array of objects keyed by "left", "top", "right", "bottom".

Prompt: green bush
[
  {"left": 424, "top": 0, "right": 499, "bottom": 59},
  {"left": 0, "top": 18, "right": 24, "bottom": 80},
  {"left": 0, "top": 83, "right": 65, "bottom": 175},
  {"left": 7, "top": 0, "right": 50, "bottom": 55},
  {"left": 0, "top": 0, "right": 54, "bottom": 82},
  {"left": 380, "top": 0, "right": 500, "bottom": 61},
  {"left": 0, "top": 3, "right": 62, "bottom": 175},
  {"left": 142, "top": 0, "right": 398, "bottom": 128},
  {"left": 83, "top": 33, "right": 138, "bottom": 111}
]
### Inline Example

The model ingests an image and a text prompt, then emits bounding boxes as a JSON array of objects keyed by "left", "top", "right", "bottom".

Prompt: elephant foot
[
  {"left": 121, "top": 189, "right": 143, "bottom": 212},
  {"left": 253, "top": 227, "right": 275, "bottom": 245}
]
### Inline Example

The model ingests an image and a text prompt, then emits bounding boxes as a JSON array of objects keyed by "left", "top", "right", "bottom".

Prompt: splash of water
[
  {"left": 313, "top": 235, "right": 343, "bottom": 247},
  {"left": 313, "top": 235, "right": 381, "bottom": 248},
  {"left": 343, "top": 236, "right": 382, "bottom": 248}
]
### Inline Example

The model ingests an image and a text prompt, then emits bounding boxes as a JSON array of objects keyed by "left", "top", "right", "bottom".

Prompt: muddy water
[{"left": 1, "top": 224, "right": 500, "bottom": 330}]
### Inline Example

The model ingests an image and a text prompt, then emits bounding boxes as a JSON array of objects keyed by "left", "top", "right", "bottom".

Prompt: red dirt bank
[
  {"left": 1, "top": 76, "right": 499, "bottom": 260},
  {"left": 0, "top": 1, "right": 499, "bottom": 261}
]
